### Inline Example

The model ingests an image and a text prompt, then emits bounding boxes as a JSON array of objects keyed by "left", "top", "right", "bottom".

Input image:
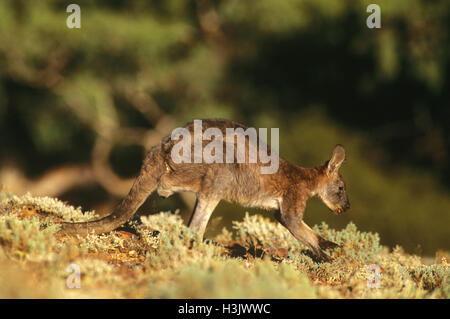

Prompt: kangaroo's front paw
[
  {"left": 318, "top": 237, "right": 341, "bottom": 250},
  {"left": 316, "top": 251, "right": 333, "bottom": 263},
  {"left": 301, "top": 248, "right": 333, "bottom": 263},
  {"left": 308, "top": 248, "right": 333, "bottom": 263}
]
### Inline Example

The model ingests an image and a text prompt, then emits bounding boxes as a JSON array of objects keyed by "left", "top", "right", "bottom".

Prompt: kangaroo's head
[{"left": 316, "top": 145, "right": 350, "bottom": 215}]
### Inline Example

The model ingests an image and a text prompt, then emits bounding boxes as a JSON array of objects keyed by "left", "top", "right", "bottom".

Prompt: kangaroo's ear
[{"left": 327, "top": 145, "right": 346, "bottom": 176}]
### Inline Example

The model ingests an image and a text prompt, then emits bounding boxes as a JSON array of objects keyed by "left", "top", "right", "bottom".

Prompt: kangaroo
[{"left": 59, "top": 119, "right": 350, "bottom": 262}]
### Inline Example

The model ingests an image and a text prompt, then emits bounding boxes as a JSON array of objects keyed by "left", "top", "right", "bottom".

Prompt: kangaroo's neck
[{"left": 283, "top": 163, "right": 326, "bottom": 197}]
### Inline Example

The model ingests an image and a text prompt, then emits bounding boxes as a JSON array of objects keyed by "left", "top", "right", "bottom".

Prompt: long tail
[{"left": 58, "top": 145, "right": 164, "bottom": 236}]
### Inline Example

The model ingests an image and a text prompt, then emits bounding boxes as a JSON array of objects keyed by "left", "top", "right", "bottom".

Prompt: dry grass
[{"left": 0, "top": 192, "right": 448, "bottom": 299}]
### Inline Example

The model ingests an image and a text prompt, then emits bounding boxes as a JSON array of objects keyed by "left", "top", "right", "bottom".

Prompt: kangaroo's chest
[
  {"left": 223, "top": 185, "right": 280, "bottom": 210},
  {"left": 244, "top": 196, "right": 280, "bottom": 210}
]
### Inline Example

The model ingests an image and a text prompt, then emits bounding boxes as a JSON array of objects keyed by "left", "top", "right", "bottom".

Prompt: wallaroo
[{"left": 59, "top": 119, "right": 350, "bottom": 262}]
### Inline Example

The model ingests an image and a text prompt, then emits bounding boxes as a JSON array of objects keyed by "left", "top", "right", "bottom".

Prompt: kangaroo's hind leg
[{"left": 188, "top": 195, "right": 220, "bottom": 238}]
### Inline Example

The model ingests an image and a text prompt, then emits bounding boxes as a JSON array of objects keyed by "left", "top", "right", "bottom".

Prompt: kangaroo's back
[{"left": 158, "top": 119, "right": 289, "bottom": 206}]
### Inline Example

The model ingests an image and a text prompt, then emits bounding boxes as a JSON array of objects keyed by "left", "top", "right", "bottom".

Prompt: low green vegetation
[{"left": 0, "top": 192, "right": 448, "bottom": 298}]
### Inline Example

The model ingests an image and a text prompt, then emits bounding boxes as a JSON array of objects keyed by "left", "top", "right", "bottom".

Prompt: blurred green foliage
[{"left": 0, "top": 0, "right": 449, "bottom": 254}]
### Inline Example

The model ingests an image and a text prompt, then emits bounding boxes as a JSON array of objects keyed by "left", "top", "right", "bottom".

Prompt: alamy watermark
[
  {"left": 66, "top": 263, "right": 81, "bottom": 288},
  {"left": 366, "top": 4, "right": 381, "bottom": 29},
  {"left": 170, "top": 120, "right": 279, "bottom": 174},
  {"left": 66, "top": 4, "right": 81, "bottom": 29},
  {"left": 66, "top": 4, "right": 379, "bottom": 30},
  {"left": 367, "top": 264, "right": 382, "bottom": 288}
]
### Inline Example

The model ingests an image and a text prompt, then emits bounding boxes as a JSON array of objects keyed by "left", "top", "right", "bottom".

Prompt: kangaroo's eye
[{"left": 338, "top": 186, "right": 344, "bottom": 191}]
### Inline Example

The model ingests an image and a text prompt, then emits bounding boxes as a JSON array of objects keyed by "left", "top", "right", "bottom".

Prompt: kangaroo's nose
[{"left": 344, "top": 202, "right": 350, "bottom": 210}]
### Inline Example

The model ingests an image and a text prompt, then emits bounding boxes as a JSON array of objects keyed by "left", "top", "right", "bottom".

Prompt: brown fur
[{"left": 59, "top": 119, "right": 350, "bottom": 262}]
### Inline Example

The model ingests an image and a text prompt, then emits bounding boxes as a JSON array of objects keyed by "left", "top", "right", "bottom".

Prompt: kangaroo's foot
[
  {"left": 314, "top": 249, "right": 333, "bottom": 263},
  {"left": 301, "top": 248, "right": 333, "bottom": 263},
  {"left": 318, "top": 236, "right": 341, "bottom": 250}
]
